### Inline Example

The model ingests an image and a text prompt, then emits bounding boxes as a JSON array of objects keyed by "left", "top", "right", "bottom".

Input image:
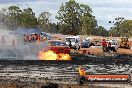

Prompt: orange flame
[
  {"left": 38, "top": 50, "right": 71, "bottom": 60},
  {"left": 78, "top": 66, "right": 86, "bottom": 76}
]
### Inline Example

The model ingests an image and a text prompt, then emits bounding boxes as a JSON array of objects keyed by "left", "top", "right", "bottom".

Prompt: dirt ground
[
  {"left": 0, "top": 82, "right": 116, "bottom": 88},
  {"left": 74, "top": 47, "right": 132, "bottom": 56}
]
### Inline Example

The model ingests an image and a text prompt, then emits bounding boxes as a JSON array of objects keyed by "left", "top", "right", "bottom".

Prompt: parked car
[
  {"left": 93, "top": 40, "right": 101, "bottom": 46},
  {"left": 65, "top": 36, "right": 81, "bottom": 50},
  {"left": 41, "top": 32, "right": 52, "bottom": 40},
  {"left": 42, "top": 40, "right": 70, "bottom": 54},
  {"left": 81, "top": 42, "right": 90, "bottom": 48},
  {"left": 106, "top": 40, "right": 119, "bottom": 52},
  {"left": 46, "top": 35, "right": 52, "bottom": 40}
]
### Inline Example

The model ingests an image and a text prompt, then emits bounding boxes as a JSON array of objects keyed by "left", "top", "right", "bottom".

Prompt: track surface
[
  {"left": 0, "top": 60, "right": 132, "bottom": 83},
  {"left": 0, "top": 53, "right": 132, "bottom": 88}
]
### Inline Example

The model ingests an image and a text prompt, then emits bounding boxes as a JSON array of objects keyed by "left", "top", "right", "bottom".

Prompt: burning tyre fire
[{"left": 38, "top": 50, "right": 71, "bottom": 60}]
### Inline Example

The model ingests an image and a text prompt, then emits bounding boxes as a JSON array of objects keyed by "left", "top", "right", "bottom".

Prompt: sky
[{"left": 0, "top": 0, "right": 132, "bottom": 30}]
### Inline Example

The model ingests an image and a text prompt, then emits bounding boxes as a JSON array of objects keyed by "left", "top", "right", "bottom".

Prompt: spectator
[
  {"left": 42, "top": 36, "right": 48, "bottom": 46},
  {"left": 1, "top": 36, "right": 5, "bottom": 46},
  {"left": 28, "top": 35, "right": 32, "bottom": 42},
  {"left": 43, "top": 37, "right": 46, "bottom": 41},
  {"left": 101, "top": 39, "right": 107, "bottom": 53},
  {"left": 69, "top": 40, "right": 72, "bottom": 48},
  {"left": 26, "top": 35, "right": 29, "bottom": 42},
  {"left": 36, "top": 34, "right": 40, "bottom": 42},
  {"left": 24, "top": 35, "right": 27, "bottom": 42},
  {"left": 12, "top": 39, "right": 15, "bottom": 47},
  {"left": 33, "top": 34, "right": 36, "bottom": 42},
  {"left": 107, "top": 42, "right": 111, "bottom": 52},
  {"left": 38, "top": 35, "right": 40, "bottom": 42}
]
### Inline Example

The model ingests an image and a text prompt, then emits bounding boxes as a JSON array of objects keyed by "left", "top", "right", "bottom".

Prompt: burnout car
[{"left": 43, "top": 40, "right": 70, "bottom": 54}]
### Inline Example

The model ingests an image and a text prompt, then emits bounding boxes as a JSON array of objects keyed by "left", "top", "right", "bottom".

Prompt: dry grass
[{"left": 73, "top": 47, "right": 132, "bottom": 56}]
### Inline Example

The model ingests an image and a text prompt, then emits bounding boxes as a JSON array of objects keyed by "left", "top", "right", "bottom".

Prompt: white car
[
  {"left": 65, "top": 36, "right": 81, "bottom": 50},
  {"left": 106, "top": 40, "right": 119, "bottom": 52}
]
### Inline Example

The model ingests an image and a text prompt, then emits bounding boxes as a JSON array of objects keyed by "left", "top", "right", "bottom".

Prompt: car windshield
[
  {"left": 50, "top": 41, "right": 67, "bottom": 46},
  {"left": 83, "top": 40, "right": 89, "bottom": 42},
  {"left": 82, "top": 42, "right": 88, "bottom": 44},
  {"left": 111, "top": 42, "right": 116, "bottom": 45},
  {"left": 66, "top": 38, "right": 75, "bottom": 42}
]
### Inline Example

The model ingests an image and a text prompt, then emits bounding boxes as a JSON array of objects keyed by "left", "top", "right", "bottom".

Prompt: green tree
[
  {"left": 97, "top": 26, "right": 109, "bottom": 36},
  {"left": 8, "top": 6, "right": 22, "bottom": 30},
  {"left": 56, "top": 0, "right": 97, "bottom": 35},
  {"left": 56, "top": 0, "right": 80, "bottom": 35},
  {"left": 109, "top": 17, "right": 132, "bottom": 37},
  {"left": 0, "top": 8, "right": 9, "bottom": 29},
  {"left": 119, "top": 20, "right": 132, "bottom": 37},
  {"left": 80, "top": 5, "right": 97, "bottom": 35},
  {"left": 38, "top": 12, "right": 51, "bottom": 32},
  {"left": 48, "top": 23, "right": 59, "bottom": 33},
  {"left": 20, "top": 7, "right": 38, "bottom": 29}
]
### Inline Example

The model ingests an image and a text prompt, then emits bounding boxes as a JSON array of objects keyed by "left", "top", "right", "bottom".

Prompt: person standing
[
  {"left": 69, "top": 40, "right": 72, "bottom": 48},
  {"left": 1, "top": 36, "right": 5, "bottom": 46},
  {"left": 12, "top": 39, "right": 15, "bottom": 47},
  {"left": 101, "top": 39, "right": 107, "bottom": 53},
  {"left": 36, "top": 34, "right": 40, "bottom": 42},
  {"left": 108, "top": 42, "right": 111, "bottom": 52}
]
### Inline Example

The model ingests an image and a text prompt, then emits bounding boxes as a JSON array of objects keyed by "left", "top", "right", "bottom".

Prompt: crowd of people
[
  {"left": 24, "top": 34, "right": 41, "bottom": 42},
  {"left": 23, "top": 33, "right": 51, "bottom": 44}
]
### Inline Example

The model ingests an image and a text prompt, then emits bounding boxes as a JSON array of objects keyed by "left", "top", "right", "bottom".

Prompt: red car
[{"left": 43, "top": 40, "right": 70, "bottom": 54}]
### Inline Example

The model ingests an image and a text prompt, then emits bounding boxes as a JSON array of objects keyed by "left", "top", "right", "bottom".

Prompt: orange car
[{"left": 44, "top": 40, "right": 70, "bottom": 54}]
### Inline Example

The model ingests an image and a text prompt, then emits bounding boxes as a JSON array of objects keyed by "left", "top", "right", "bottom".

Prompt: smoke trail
[{"left": 0, "top": 24, "right": 46, "bottom": 60}]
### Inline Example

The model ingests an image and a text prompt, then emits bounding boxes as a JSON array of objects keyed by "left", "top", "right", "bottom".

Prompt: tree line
[
  {"left": 0, "top": 0, "right": 131, "bottom": 37},
  {"left": 56, "top": 0, "right": 108, "bottom": 36},
  {"left": 109, "top": 17, "right": 132, "bottom": 37},
  {"left": 0, "top": 6, "right": 55, "bottom": 33}
]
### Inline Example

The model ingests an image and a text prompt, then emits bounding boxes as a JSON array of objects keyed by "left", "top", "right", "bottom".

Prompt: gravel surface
[{"left": 0, "top": 61, "right": 132, "bottom": 88}]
